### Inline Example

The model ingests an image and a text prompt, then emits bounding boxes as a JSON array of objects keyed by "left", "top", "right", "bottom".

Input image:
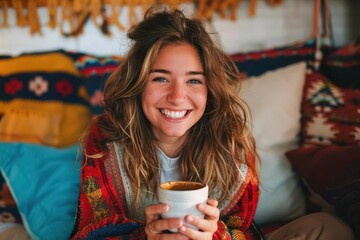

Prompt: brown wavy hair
[{"left": 90, "top": 6, "right": 258, "bottom": 205}]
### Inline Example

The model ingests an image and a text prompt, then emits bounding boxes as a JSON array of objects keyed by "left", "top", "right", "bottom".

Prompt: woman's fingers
[
  {"left": 184, "top": 214, "right": 218, "bottom": 233},
  {"left": 145, "top": 200, "right": 219, "bottom": 239},
  {"left": 207, "top": 198, "right": 219, "bottom": 207},
  {"left": 145, "top": 203, "right": 169, "bottom": 223},
  {"left": 179, "top": 199, "right": 220, "bottom": 240},
  {"left": 179, "top": 220, "right": 213, "bottom": 240},
  {"left": 151, "top": 218, "right": 183, "bottom": 232},
  {"left": 199, "top": 199, "right": 220, "bottom": 221}
]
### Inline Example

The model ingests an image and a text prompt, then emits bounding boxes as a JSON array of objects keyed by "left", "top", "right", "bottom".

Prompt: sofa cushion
[
  {"left": 286, "top": 145, "right": 360, "bottom": 239},
  {"left": 319, "top": 42, "right": 360, "bottom": 89},
  {"left": 0, "top": 142, "right": 81, "bottom": 240},
  {"left": 239, "top": 62, "right": 307, "bottom": 225},
  {"left": 0, "top": 50, "right": 88, "bottom": 104},
  {"left": 72, "top": 52, "right": 121, "bottom": 116},
  {"left": 230, "top": 38, "right": 317, "bottom": 77},
  {"left": 0, "top": 51, "right": 92, "bottom": 147},
  {"left": 301, "top": 70, "right": 360, "bottom": 146}
]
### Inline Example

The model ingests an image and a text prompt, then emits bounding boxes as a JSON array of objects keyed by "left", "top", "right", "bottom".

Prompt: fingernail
[
  {"left": 198, "top": 203, "right": 205, "bottom": 210},
  {"left": 179, "top": 226, "right": 186, "bottom": 233},
  {"left": 187, "top": 216, "right": 193, "bottom": 222}
]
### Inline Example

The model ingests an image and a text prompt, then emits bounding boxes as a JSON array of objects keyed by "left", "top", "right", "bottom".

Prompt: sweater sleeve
[
  {"left": 212, "top": 177, "right": 260, "bottom": 240},
  {"left": 70, "top": 118, "right": 149, "bottom": 240},
  {"left": 70, "top": 152, "right": 149, "bottom": 239}
]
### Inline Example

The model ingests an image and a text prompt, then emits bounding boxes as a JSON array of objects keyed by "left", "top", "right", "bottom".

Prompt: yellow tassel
[
  {"left": 71, "top": 0, "right": 91, "bottom": 36},
  {"left": 267, "top": 0, "right": 284, "bottom": 7},
  {"left": 219, "top": 0, "right": 231, "bottom": 19},
  {"left": 204, "top": 0, "right": 220, "bottom": 20},
  {"left": 90, "top": 0, "right": 102, "bottom": 28},
  {"left": 109, "top": 0, "right": 126, "bottom": 31},
  {"left": 60, "top": 0, "right": 75, "bottom": 35},
  {"left": 48, "top": 0, "right": 58, "bottom": 29},
  {"left": 194, "top": 0, "right": 207, "bottom": 19},
  {"left": 125, "top": 0, "right": 138, "bottom": 27},
  {"left": 27, "top": 0, "right": 42, "bottom": 35},
  {"left": 249, "top": 0, "right": 257, "bottom": 17},
  {"left": 73, "top": 0, "right": 86, "bottom": 13},
  {"left": 12, "top": 0, "right": 27, "bottom": 27},
  {"left": 230, "top": 0, "right": 240, "bottom": 20},
  {"left": 1, "top": 0, "right": 9, "bottom": 28},
  {"left": 90, "top": 0, "right": 111, "bottom": 35}
]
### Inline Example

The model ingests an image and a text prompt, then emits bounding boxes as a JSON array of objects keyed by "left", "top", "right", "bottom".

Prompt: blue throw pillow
[{"left": 0, "top": 143, "right": 81, "bottom": 240}]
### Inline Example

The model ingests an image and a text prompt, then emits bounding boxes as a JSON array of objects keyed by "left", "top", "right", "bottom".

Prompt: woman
[{"left": 70, "top": 6, "right": 260, "bottom": 240}]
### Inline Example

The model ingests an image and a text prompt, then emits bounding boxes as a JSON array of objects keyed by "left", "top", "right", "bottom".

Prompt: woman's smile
[{"left": 160, "top": 109, "right": 189, "bottom": 119}]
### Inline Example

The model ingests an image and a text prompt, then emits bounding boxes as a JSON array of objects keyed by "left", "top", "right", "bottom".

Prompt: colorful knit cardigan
[{"left": 70, "top": 120, "right": 260, "bottom": 240}]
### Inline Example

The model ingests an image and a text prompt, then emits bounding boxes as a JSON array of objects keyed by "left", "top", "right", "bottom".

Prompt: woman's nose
[{"left": 167, "top": 82, "right": 186, "bottom": 104}]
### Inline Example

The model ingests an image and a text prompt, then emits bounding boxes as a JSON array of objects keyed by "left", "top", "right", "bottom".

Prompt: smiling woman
[{"left": 70, "top": 5, "right": 261, "bottom": 240}]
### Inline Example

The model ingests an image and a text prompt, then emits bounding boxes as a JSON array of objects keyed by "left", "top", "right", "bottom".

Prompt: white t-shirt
[{"left": 157, "top": 148, "right": 181, "bottom": 183}]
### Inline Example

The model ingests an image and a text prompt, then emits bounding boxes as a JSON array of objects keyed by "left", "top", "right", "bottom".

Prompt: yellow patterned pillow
[{"left": 0, "top": 51, "right": 91, "bottom": 147}]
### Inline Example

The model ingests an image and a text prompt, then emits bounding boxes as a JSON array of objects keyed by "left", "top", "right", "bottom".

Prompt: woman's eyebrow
[
  {"left": 187, "top": 71, "right": 205, "bottom": 76},
  {"left": 150, "top": 69, "right": 170, "bottom": 74},
  {"left": 150, "top": 69, "right": 205, "bottom": 75}
]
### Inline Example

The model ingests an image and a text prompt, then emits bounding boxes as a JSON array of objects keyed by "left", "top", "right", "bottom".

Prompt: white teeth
[{"left": 161, "top": 109, "right": 187, "bottom": 119}]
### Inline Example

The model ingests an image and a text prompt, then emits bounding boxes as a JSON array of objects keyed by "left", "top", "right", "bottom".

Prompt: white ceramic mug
[{"left": 157, "top": 181, "right": 208, "bottom": 232}]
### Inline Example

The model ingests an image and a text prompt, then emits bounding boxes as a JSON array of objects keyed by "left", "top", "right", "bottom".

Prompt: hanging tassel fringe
[
  {"left": 28, "top": 0, "right": 42, "bottom": 35},
  {"left": 0, "top": 0, "right": 285, "bottom": 37},
  {"left": 48, "top": 0, "right": 58, "bottom": 29},
  {"left": 12, "top": 0, "right": 27, "bottom": 27},
  {"left": 108, "top": 0, "right": 126, "bottom": 31},
  {"left": 1, "top": 1, "right": 9, "bottom": 28}
]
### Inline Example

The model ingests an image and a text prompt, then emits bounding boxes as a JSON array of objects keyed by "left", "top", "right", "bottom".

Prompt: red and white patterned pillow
[{"left": 301, "top": 70, "right": 360, "bottom": 146}]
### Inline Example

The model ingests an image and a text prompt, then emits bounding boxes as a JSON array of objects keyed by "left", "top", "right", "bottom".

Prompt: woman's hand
[
  {"left": 145, "top": 203, "right": 189, "bottom": 240},
  {"left": 179, "top": 199, "right": 220, "bottom": 240}
]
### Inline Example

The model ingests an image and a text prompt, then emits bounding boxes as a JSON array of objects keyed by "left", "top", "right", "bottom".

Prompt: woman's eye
[
  {"left": 153, "top": 77, "right": 167, "bottom": 82},
  {"left": 188, "top": 79, "right": 202, "bottom": 84}
]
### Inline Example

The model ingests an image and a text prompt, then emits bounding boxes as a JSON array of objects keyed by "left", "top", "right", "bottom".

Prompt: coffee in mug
[
  {"left": 160, "top": 181, "right": 205, "bottom": 191},
  {"left": 158, "top": 181, "right": 208, "bottom": 232}
]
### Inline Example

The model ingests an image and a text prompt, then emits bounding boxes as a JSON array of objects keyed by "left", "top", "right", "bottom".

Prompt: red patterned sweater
[{"left": 70, "top": 120, "right": 260, "bottom": 240}]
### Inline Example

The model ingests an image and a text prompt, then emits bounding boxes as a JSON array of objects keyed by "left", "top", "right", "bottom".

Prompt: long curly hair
[{"left": 90, "top": 6, "right": 258, "bottom": 205}]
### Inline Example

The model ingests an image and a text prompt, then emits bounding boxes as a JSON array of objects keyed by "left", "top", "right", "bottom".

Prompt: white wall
[{"left": 0, "top": 0, "right": 357, "bottom": 56}]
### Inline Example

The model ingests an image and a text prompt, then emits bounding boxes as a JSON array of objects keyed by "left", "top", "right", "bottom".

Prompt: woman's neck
[{"left": 155, "top": 134, "right": 188, "bottom": 158}]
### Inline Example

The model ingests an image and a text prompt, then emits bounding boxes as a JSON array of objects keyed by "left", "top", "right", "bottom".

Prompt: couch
[{"left": 0, "top": 39, "right": 359, "bottom": 239}]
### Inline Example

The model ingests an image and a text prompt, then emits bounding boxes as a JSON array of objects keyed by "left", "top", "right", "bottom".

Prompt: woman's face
[{"left": 142, "top": 42, "right": 208, "bottom": 143}]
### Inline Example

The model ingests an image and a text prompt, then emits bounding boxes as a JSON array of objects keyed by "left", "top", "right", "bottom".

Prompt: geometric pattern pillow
[
  {"left": 301, "top": 70, "right": 360, "bottom": 146},
  {"left": 72, "top": 52, "right": 121, "bottom": 116},
  {"left": 230, "top": 38, "right": 317, "bottom": 77},
  {"left": 319, "top": 42, "right": 360, "bottom": 89}
]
